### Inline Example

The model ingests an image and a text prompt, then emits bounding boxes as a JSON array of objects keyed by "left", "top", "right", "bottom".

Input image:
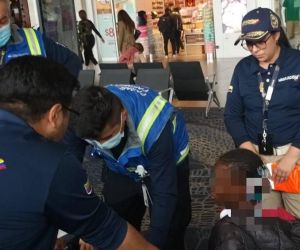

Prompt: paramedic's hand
[
  {"left": 273, "top": 156, "right": 295, "bottom": 183},
  {"left": 79, "top": 239, "right": 94, "bottom": 250}
]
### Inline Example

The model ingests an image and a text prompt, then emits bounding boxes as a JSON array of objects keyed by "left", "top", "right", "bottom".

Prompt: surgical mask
[
  {"left": 87, "top": 113, "right": 125, "bottom": 150},
  {"left": 0, "top": 23, "right": 11, "bottom": 48}
]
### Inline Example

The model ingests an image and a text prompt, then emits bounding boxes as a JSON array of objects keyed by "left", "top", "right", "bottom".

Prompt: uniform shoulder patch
[{"left": 0, "top": 158, "right": 7, "bottom": 171}]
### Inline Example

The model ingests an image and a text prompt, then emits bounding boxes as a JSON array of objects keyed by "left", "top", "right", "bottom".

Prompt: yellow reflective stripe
[
  {"left": 137, "top": 96, "right": 167, "bottom": 153},
  {"left": 177, "top": 145, "right": 189, "bottom": 164},
  {"left": 23, "top": 29, "right": 41, "bottom": 55},
  {"left": 172, "top": 116, "right": 177, "bottom": 133}
]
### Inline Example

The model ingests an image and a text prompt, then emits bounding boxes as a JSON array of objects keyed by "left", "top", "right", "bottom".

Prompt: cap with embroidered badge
[{"left": 234, "top": 7, "right": 281, "bottom": 46}]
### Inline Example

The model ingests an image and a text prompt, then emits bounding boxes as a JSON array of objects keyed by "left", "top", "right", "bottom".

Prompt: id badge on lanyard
[{"left": 257, "top": 65, "right": 280, "bottom": 155}]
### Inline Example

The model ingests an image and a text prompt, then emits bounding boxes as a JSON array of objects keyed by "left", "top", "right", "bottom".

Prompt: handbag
[{"left": 134, "top": 29, "right": 141, "bottom": 40}]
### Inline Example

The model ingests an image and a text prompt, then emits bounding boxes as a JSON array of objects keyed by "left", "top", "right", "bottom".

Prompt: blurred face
[
  {"left": 0, "top": 1, "right": 9, "bottom": 28},
  {"left": 212, "top": 164, "right": 246, "bottom": 208},
  {"left": 79, "top": 11, "right": 87, "bottom": 20},
  {"left": 246, "top": 32, "right": 280, "bottom": 65},
  {"left": 212, "top": 163, "right": 271, "bottom": 209}
]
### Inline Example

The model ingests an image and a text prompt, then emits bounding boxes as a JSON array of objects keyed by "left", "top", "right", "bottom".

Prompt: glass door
[
  {"left": 94, "top": 0, "right": 137, "bottom": 62},
  {"left": 39, "top": 0, "right": 79, "bottom": 55}
]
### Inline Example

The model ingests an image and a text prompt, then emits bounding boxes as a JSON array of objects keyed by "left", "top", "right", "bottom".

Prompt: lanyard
[{"left": 257, "top": 65, "right": 280, "bottom": 136}]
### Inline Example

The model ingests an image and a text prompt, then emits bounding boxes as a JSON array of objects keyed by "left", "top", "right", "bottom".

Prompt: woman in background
[
  {"left": 78, "top": 9, "right": 105, "bottom": 67},
  {"left": 117, "top": 10, "right": 135, "bottom": 56}
]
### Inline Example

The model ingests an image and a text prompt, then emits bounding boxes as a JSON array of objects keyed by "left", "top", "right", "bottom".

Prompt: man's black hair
[
  {"left": 216, "top": 148, "right": 263, "bottom": 179},
  {"left": 70, "top": 86, "right": 123, "bottom": 139},
  {"left": 0, "top": 56, "right": 79, "bottom": 122}
]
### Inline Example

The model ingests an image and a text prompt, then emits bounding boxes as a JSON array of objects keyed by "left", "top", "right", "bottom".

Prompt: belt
[{"left": 253, "top": 144, "right": 291, "bottom": 156}]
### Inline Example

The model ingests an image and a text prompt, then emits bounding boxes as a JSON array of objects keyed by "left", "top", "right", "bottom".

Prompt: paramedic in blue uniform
[
  {"left": 70, "top": 85, "right": 191, "bottom": 250},
  {"left": 224, "top": 8, "right": 300, "bottom": 219},
  {"left": 0, "top": 0, "right": 81, "bottom": 77},
  {"left": 0, "top": 56, "right": 158, "bottom": 250}
]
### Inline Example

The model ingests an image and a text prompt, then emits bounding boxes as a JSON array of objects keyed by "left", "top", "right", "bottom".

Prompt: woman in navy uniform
[{"left": 225, "top": 8, "right": 300, "bottom": 219}]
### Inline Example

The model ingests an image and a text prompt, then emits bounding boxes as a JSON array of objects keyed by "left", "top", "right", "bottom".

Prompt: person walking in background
[
  {"left": 225, "top": 8, "right": 300, "bottom": 219},
  {"left": 283, "top": 0, "right": 299, "bottom": 40},
  {"left": 171, "top": 7, "right": 183, "bottom": 54},
  {"left": 158, "top": 8, "right": 176, "bottom": 58},
  {"left": 136, "top": 10, "right": 150, "bottom": 59},
  {"left": 78, "top": 9, "right": 105, "bottom": 67},
  {"left": 117, "top": 10, "right": 135, "bottom": 56}
]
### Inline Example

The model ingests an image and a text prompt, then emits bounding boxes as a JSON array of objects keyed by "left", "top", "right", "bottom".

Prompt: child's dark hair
[{"left": 216, "top": 148, "right": 263, "bottom": 179}]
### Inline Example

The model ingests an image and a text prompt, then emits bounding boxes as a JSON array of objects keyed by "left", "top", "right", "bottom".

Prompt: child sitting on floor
[{"left": 209, "top": 148, "right": 300, "bottom": 249}]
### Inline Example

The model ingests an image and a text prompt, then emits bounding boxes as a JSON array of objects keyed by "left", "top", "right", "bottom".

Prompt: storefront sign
[{"left": 97, "top": 13, "right": 118, "bottom": 62}]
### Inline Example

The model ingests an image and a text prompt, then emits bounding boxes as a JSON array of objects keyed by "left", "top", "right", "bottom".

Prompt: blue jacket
[
  {"left": 2, "top": 25, "right": 81, "bottom": 77},
  {"left": 224, "top": 47, "right": 300, "bottom": 148},
  {"left": 0, "top": 109, "right": 127, "bottom": 250},
  {"left": 93, "top": 84, "right": 189, "bottom": 179}
]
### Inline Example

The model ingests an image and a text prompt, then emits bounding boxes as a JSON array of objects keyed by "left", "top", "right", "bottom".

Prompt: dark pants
[
  {"left": 162, "top": 32, "right": 176, "bottom": 56},
  {"left": 102, "top": 156, "right": 191, "bottom": 250},
  {"left": 174, "top": 30, "right": 182, "bottom": 54},
  {"left": 83, "top": 34, "right": 98, "bottom": 66}
]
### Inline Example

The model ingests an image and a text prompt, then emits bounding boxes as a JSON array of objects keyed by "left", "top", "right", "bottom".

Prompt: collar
[
  {"left": 249, "top": 46, "right": 285, "bottom": 74},
  {"left": 7, "top": 24, "right": 24, "bottom": 45},
  {"left": 0, "top": 108, "right": 28, "bottom": 127}
]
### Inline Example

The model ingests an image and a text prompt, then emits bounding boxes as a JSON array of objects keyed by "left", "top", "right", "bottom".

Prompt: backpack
[
  {"left": 158, "top": 15, "right": 171, "bottom": 33},
  {"left": 172, "top": 13, "right": 183, "bottom": 31}
]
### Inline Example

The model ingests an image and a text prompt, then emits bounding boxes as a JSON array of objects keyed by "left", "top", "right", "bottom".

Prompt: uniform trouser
[
  {"left": 260, "top": 154, "right": 300, "bottom": 219},
  {"left": 83, "top": 34, "right": 98, "bottom": 66},
  {"left": 162, "top": 33, "right": 176, "bottom": 56},
  {"left": 102, "top": 156, "right": 192, "bottom": 250}
]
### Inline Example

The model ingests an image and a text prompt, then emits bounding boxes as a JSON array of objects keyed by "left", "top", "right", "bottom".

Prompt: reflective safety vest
[
  {"left": 94, "top": 84, "right": 189, "bottom": 179},
  {"left": 5, "top": 28, "right": 46, "bottom": 63}
]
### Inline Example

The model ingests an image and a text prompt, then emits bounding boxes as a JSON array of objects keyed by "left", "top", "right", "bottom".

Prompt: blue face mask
[
  {"left": 0, "top": 23, "right": 11, "bottom": 48},
  {"left": 95, "top": 130, "right": 124, "bottom": 150},
  {"left": 87, "top": 113, "right": 125, "bottom": 151}
]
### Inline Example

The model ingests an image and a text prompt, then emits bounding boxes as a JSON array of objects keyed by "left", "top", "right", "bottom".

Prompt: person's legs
[
  {"left": 170, "top": 33, "right": 177, "bottom": 56},
  {"left": 174, "top": 30, "right": 181, "bottom": 54},
  {"left": 86, "top": 35, "right": 98, "bottom": 65},
  {"left": 83, "top": 44, "right": 90, "bottom": 66},
  {"left": 102, "top": 168, "right": 146, "bottom": 231},
  {"left": 163, "top": 33, "right": 169, "bottom": 56},
  {"left": 109, "top": 195, "right": 146, "bottom": 231},
  {"left": 163, "top": 156, "right": 191, "bottom": 250},
  {"left": 282, "top": 193, "right": 300, "bottom": 219},
  {"left": 286, "top": 21, "right": 295, "bottom": 39},
  {"left": 259, "top": 154, "right": 284, "bottom": 209}
]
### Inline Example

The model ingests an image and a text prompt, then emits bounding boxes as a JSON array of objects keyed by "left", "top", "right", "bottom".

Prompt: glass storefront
[
  {"left": 39, "top": 0, "right": 79, "bottom": 55},
  {"left": 95, "top": 0, "right": 136, "bottom": 62}
]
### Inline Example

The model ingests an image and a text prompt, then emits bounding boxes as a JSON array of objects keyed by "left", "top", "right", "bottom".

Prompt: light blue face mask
[
  {"left": 0, "top": 23, "right": 11, "bottom": 48},
  {"left": 87, "top": 113, "right": 125, "bottom": 150}
]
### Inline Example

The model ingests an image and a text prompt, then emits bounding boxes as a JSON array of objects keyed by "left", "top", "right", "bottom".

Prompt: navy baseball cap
[{"left": 234, "top": 7, "right": 281, "bottom": 45}]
